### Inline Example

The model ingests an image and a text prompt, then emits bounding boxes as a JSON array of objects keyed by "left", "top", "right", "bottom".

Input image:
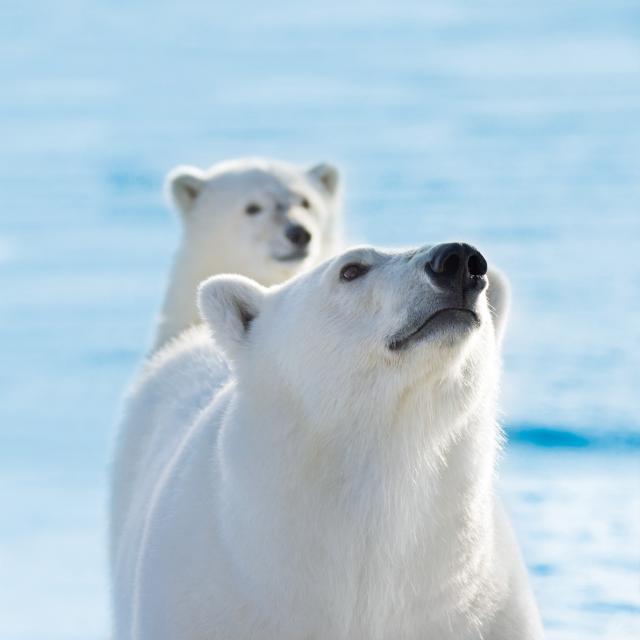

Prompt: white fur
[
  {"left": 111, "top": 244, "right": 542, "bottom": 640},
  {"left": 153, "top": 157, "right": 341, "bottom": 350}
]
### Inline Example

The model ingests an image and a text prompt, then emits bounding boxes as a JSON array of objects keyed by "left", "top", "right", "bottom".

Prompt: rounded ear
[
  {"left": 307, "top": 163, "right": 339, "bottom": 197},
  {"left": 486, "top": 267, "right": 511, "bottom": 346},
  {"left": 197, "top": 275, "right": 266, "bottom": 359},
  {"left": 165, "top": 165, "right": 207, "bottom": 214}
]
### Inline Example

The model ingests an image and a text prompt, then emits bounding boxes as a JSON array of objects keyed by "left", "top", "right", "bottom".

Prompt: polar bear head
[
  {"left": 199, "top": 242, "right": 501, "bottom": 447},
  {"left": 166, "top": 158, "right": 340, "bottom": 286}
]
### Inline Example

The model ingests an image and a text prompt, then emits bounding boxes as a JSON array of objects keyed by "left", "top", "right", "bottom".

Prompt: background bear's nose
[
  {"left": 285, "top": 224, "right": 311, "bottom": 248},
  {"left": 425, "top": 242, "right": 487, "bottom": 289}
]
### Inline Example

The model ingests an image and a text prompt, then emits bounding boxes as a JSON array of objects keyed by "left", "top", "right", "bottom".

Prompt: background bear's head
[{"left": 166, "top": 157, "right": 341, "bottom": 286}]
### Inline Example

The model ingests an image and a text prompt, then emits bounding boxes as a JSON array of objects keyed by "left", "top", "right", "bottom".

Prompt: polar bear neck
[
  {"left": 152, "top": 228, "right": 325, "bottom": 351},
  {"left": 153, "top": 231, "right": 280, "bottom": 351},
  {"left": 217, "top": 370, "right": 501, "bottom": 629},
  {"left": 153, "top": 235, "right": 218, "bottom": 350}
]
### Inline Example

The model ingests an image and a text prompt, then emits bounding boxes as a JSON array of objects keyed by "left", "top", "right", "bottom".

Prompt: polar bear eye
[
  {"left": 340, "top": 263, "right": 370, "bottom": 282},
  {"left": 300, "top": 197, "right": 311, "bottom": 209},
  {"left": 245, "top": 203, "right": 262, "bottom": 215}
]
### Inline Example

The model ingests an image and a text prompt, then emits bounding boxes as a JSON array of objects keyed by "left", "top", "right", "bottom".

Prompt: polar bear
[
  {"left": 153, "top": 158, "right": 341, "bottom": 350},
  {"left": 111, "top": 242, "right": 542, "bottom": 640}
]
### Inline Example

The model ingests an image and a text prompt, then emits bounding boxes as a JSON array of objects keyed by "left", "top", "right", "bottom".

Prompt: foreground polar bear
[
  {"left": 154, "top": 157, "right": 341, "bottom": 349},
  {"left": 111, "top": 242, "right": 543, "bottom": 640}
]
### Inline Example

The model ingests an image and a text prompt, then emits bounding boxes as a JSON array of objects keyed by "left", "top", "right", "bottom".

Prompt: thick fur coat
[{"left": 111, "top": 243, "right": 542, "bottom": 639}]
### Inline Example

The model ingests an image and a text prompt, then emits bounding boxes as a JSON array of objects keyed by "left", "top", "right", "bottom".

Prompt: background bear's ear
[
  {"left": 197, "top": 275, "right": 266, "bottom": 358},
  {"left": 307, "top": 163, "right": 339, "bottom": 197},
  {"left": 166, "top": 165, "right": 207, "bottom": 214}
]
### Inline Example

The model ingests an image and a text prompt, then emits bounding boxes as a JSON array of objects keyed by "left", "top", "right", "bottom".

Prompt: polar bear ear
[
  {"left": 166, "top": 165, "right": 207, "bottom": 215},
  {"left": 198, "top": 275, "right": 266, "bottom": 357},
  {"left": 486, "top": 267, "right": 511, "bottom": 346},
  {"left": 307, "top": 163, "right": 339, "bottom": 197}
]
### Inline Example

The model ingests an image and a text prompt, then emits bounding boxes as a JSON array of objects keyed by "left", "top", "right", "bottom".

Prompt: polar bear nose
[
  {"left": 285, "top": 223, "right": 312, "bottom": 248},
  {"left": 425, "top": 242, "right": 487, "bottom": 287}
]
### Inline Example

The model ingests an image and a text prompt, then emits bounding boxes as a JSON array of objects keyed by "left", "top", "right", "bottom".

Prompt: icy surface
[{"left": 0, "top": 0, "right": 639, "bottom": 638}]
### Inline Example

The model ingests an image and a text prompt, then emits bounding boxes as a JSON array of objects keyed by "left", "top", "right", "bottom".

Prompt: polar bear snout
[
  {"left": 285, "top": 222, "right": 312, "bottom": 249},
  {"left": 424, "top": 242, "right": 487, "bottom": 294},
  {"left": 274, "top": 222, "right": 313, "bottom": 262}
]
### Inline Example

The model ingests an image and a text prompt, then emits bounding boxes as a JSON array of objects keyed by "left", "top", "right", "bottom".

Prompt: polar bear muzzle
[
  {"left": 276, "top": 223, "right": 312, "bottom": 261},
  {"left": 388, "top": 242, "right": 488, "bottom": 351}
]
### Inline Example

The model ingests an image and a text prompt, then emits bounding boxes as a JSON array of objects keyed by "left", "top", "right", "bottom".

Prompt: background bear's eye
[
  {"left": 340, "top": 263, "right": 370, "bottom": 282},
  {"left": 245, "top": 203, "right": 262, "bottom": 215},
  {"left": 300, "top": 197, "right": 311, "bottom": 209}
]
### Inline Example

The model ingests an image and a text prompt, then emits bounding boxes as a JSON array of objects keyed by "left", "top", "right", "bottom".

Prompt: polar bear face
[
  {"left": 167, "top": 158, "right": 340, "bottom": 286},
  {"left": 199, "top": 243, "right": 497, "bottom": 442}
]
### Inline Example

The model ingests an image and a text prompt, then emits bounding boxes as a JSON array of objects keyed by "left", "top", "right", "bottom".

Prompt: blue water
[{"left": 0, "top": 1, "right": 639, "bottom": 638}]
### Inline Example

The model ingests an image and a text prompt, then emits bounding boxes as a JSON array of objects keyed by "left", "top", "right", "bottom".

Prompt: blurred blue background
[{"left": 1, "top": 1, "right": 639, "bottom": 638}]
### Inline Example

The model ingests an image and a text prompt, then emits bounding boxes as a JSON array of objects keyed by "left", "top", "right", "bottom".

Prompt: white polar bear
[
  {"left": 153, "top": 157, "right": 341, "bottom": 350},
  {"left": 111, "top": 242, "right": 543, "bottom": 640}
]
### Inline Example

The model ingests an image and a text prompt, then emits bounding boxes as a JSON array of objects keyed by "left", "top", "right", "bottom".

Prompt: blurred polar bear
[
  {"left": 153, "top": 158, "right": 341, "bottom": 349},
  {"left": 111, "top": 241, "right": 542, "bottom": 640}
]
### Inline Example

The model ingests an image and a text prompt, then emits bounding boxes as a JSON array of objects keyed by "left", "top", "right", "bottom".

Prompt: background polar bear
[
  {"left": 111, "top": 242, "right": 542, "bottom": 640},
  {"left": 153, "top": 157, "right": 341, "bottom": 349}
]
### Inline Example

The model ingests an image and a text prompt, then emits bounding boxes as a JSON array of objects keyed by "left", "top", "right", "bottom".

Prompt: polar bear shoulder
[{"left": 110, "top": 326, "right": 228, "bottom": 562}]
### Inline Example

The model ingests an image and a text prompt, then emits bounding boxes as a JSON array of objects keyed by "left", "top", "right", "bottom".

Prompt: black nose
[
  {"left": 285, "top": 224, "right": 311, "bottom": 248},
  {"left": 425, "top": 242, "right": 487, "bottom": 288}
]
